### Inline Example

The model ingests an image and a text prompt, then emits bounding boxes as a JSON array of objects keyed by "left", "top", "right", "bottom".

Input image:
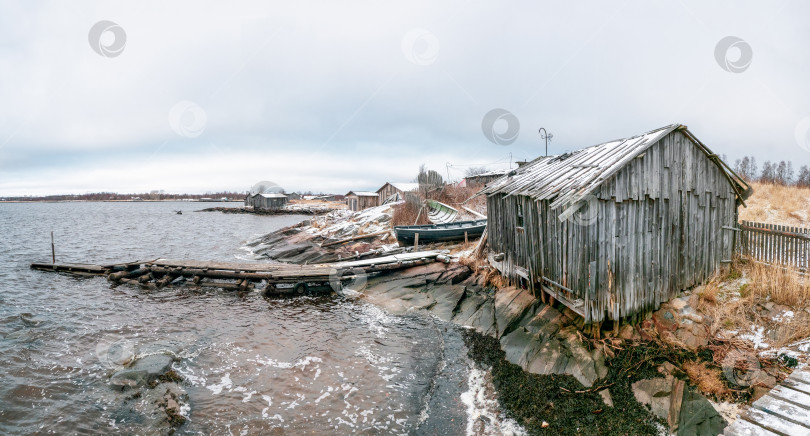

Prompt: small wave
[
  {"left": 460, "top": 365, "right": 526, "bottom": 436},
  {"left": 206, "top": 373, "right": 233, "bottom": 395}
]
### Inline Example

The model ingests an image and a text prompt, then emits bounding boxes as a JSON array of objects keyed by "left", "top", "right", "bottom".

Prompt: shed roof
[
  {"left": 256, "top": 193, "right": 287, "bottom": 198},
  {"left": 377, "top": 182, "right": 419, "bottom": 193},
  {"left": 482, "top": 124, "right": 750, "bottom": 210},
  {"left": 345, "top": 191, "right": 378, "bottom": 197},
  {"left": 465, "top": 169, "right": 508, "bottom": 179}
]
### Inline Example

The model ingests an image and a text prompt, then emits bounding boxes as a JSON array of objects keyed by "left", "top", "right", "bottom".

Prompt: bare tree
[
  {"left": 465, "top": 166, "right": 490, "bottom": 177},
  {"left": 760, "top": 161, "right": 776, "bottom": 183},
  {"left": 797, "top": 165, "right": 810, "bottom": 188},
  {"left": 417, "top": 164, "right": 445, "bottom": 198}
]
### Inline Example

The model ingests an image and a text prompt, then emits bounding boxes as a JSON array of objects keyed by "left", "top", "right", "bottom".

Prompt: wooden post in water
[
  {"left": 51, "top": 231, "right": 55, "bottom": 264},
  {"left": 414, "top": 232, "right": 419, "bottom": 249}
]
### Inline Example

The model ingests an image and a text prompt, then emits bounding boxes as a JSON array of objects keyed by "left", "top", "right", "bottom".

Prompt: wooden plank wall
[
  {"left": 486, "top": 131, "right": 738, "bottom": 323},
  {"left": 740, "top": 220, "right": 810, "bottom": 270}
]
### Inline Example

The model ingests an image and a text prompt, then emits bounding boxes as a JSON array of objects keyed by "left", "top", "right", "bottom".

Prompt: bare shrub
[{"left": 391, "top": 200, "right": 430, "bottom": 226}]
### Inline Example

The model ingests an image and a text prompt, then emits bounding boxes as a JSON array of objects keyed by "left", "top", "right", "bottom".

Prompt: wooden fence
[{"left": 739, "top": 220, "right": 810, "bottom": 270}]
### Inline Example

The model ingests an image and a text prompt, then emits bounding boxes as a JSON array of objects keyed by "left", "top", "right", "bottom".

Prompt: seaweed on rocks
[{"left": 462, "top": 329, "right": 665, "bottom": 435}]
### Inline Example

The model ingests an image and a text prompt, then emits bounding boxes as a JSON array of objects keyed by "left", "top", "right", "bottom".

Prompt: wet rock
[
  {"left": 670, "top": 298, "right": 688, "bottom": 311},
  {"left": 110, "top": 369, "right": 150, "bottom": 389},
  {"left": 425, "top": 285, "right": 465, "bottom": 322},
  {"left": 19, "top": 313, "right": 45, "bottom": 327},
  {"left": 453, "top": 292, "right": 496, "bottom": 337},
  {"left": 110, "top": 354, "right": 174, "bottom": 389},
  {"left": 558, "top": 326, "right": 601, "bottom": 387},
  {"left": 493, "top": 287, "right": 537, "bottom": 338},
  {"left": 438, "top": 265, "right": 472, "bottom": 285},
  {"left": 598, "top": 388, "right": 614, "bottom": 408},
  {"left": 632, "top": 376, "right": 674, "bottom": 420},
  {"left": 658, "top": 361, "right": 677, "bottom": 376},
  {"left": 653, "top": 308, "right": 678, "bottom": 333},
  {"left": 500, "top": 326, "right": 538, "bottom": 368},
  {"left": 133, "top": 382, "right": 189, "bottom": 435},
  {"left": 755, "top": 373, "right": 777, "bottom": 389},
  {"left": 618, "top": 324, "right": 636, "bottom": 340},
  {"left": 751, "top": 385, "right": 770, "bottom": 402},
  {"left": 677, "top": 387, "right": 726, "bottom": 435},
  {"left": 591, "top": 347, "right": 608, "bottom": 380},
  {"left": 674, "top": 323, "right": 709, "bottom": 350}
]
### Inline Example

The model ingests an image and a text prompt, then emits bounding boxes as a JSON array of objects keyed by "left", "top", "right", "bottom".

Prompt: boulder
[
  {"left": 677, "top": 387, "right": 726, "bottom": 435},
  {"left": 674, "top": 323, "right": 709, "bottom": 350},
  {"left": 670, "top": 298, "right": 688, "bottom": 311},
  {"left": 618, "top": 324, "right": 636, "bottom": 340},
  {"left": 632, "top": 376, "right": 675, "bottom": 420},
  {"left": 110, "top": 354, "right": 174, "bottom": 389}
]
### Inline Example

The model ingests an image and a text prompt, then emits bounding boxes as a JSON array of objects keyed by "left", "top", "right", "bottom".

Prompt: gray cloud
[{"left": 1, "top": 0, "right": 809, "bottom": 195}]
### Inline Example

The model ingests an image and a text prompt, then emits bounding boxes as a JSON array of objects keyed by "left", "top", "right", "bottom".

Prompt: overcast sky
[{"left": 1, "top": 1, "right": 809, "bottom": 196}]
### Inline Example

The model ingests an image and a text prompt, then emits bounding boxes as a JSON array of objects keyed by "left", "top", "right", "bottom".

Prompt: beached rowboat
[{"left": 394, "top": 219, "right": 487, "bottom": 244}]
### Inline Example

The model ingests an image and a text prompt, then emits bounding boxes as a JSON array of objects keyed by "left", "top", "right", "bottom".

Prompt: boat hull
[{"left": 394, "top": 219, "right": 486, "bottom": 244}]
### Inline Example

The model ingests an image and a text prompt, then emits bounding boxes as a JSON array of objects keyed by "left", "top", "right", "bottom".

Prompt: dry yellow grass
[
  {"left": 746, "top": 261, "right": 810, "bottom": 307},
  {"left": 683, "top": 361, "right": 730, "bottom": 398},
  {"left": 739, "top": 182, "right": 810, "bottom": 226}
]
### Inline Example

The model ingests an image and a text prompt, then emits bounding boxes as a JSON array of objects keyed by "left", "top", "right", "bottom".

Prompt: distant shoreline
[{"left": 0, "top": 199, "right": 242, "bottom": 204}]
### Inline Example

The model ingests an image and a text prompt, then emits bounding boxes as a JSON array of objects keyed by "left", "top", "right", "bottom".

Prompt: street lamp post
[{"left": 539, "top": 128, "right": 553, "bottom": 156}]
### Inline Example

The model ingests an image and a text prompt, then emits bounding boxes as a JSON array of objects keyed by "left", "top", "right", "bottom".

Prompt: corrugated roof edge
[{"left": 481, "top": 123, "right": 751, "bottom": 209}]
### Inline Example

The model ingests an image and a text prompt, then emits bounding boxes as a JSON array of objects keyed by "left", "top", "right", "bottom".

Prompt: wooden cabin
[
  {"left": 464, "top": 170, "right": 508, "bottom": 188},
  {"left": 345, "top": 191, "right": 379, "bottom": 211},
  {"left": 247, "top": 193, "right": 288, "bottom": 210},
  {"left": 377, "top": 182, "right": 419, "bottom": 204},
  {"left": 481, "top": 124, "right": 751, "bottom": 324}
]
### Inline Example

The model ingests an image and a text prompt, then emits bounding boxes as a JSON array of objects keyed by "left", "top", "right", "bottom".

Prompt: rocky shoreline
[
  {"left": 103, "top": 342, "right": 189, "bottom": 435},
  {"left": 246, "top": 215, "right": 733, "bottom": 435},
  {"left": 198, "top": 206, "right": 336, "bottom": 215},
  {"left": 102, "top": 203, "right": 796, "bottom": 435}
]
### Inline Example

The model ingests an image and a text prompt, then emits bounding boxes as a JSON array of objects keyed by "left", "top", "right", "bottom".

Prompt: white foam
[
  {"left": 460, "top": 366, "right": 527, "bottom": 436},
  {"left": 206, "top": 373, "right": 233, "bottom": 395}
]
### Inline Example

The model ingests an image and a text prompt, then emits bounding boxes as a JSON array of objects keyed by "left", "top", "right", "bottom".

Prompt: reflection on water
[{"left": 0, "top": 202, "right": 511, "bottom": 435}]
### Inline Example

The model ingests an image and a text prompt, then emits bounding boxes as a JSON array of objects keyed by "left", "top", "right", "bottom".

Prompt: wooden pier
[
  {"left": 724, "top": 368, "right": 810, "bottom": 435},
  {"left": 31, "top": 251, "right": 447, "bottom": 295}
]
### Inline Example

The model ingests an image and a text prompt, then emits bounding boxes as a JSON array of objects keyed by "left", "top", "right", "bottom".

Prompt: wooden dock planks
[
  {"left": 724, "top": 368, "right": 810, "bottom": 436},
  {"left": 29, "top": 251, "right": 444, "bottom": 293}
]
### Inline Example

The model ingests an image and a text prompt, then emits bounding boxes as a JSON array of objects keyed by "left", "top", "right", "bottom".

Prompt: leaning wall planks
[{"left": 486, "top": 130, "right": 738, "bottom": 323}]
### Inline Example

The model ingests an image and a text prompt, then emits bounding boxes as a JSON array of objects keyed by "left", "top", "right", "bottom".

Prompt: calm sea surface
[{"left": 0, "top": 202, "right": 513, "bottom": 435}]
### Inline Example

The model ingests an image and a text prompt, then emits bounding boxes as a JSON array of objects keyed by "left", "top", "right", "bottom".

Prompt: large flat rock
[{"left": 494, "top": 287, "right": 537, "bottom": 338}]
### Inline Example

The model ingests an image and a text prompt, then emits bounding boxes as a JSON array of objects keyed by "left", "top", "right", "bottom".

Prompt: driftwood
[
  {"left": 472, "top": 228, "right": 488, "bottom": 259},
  {"left": 321, "top": 230, "right": 392, "bottom": 248}
]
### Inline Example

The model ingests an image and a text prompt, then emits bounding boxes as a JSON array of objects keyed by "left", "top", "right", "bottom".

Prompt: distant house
[
  {"left": 464, "top": 170, "right": 509, "bottom": 188},
  {"left": 345, "top": 191, "right": 379, "bottom": 211},
  {"left": 482, "top": 124, "right": 751, "bottom": 325},
  {"left": 247, "top": 193, "right": 288, "bottom": 209},
  {"left": 376, "top": 182, "right": 419, "bottom": 204}
]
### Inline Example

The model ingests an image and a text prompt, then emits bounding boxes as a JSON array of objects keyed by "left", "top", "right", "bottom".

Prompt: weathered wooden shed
[
  {"left": 376, "top": 182, "right": 419, "bottom": 204},
  {"left": 482, "top": 124, "right": 751, "bottom": 324},
  {"left": 248, "top": 193, "right": 288, "bottom": 210},
  {"left": 464, "top": 170, "right": 509, "bottom": 188},
  {"left": 345, "top": 191, "right": 379, "bottom": 212}
]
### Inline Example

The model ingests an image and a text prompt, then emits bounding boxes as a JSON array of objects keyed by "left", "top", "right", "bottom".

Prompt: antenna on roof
[{"left": 539, "top": 128, "right": 553, "bottom": 156}]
